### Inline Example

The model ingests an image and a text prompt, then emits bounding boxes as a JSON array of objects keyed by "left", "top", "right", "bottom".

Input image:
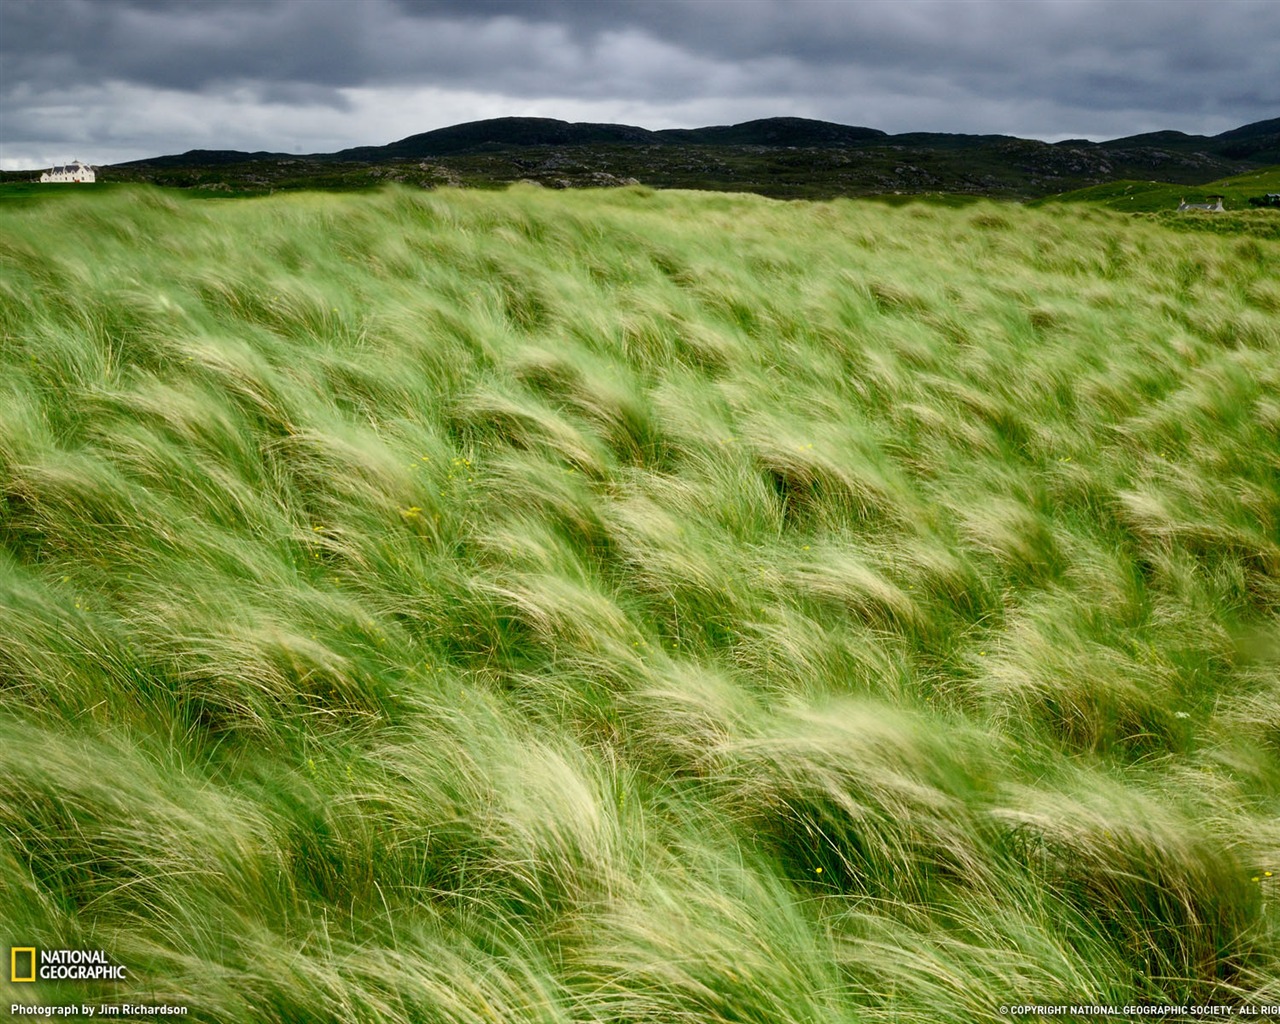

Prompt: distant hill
[
  {"left": 58, "top": 114, "right": 1279, "bottom": 201},
  {"left": 119, "top": 117, "right": 891, "bottom": 165},
  {"left": 1101, "top": 117, "right": 1280, "bottom": 164},
  {"left": 653, "top": 118, "right": 887, "bottom": 148},
  {"left": 113, "top": 115, "right": 1278, "bottom": 167},
  {"left": 329, "top": 117, "right": 659, "bottom": 161},
  {"left": 121, "top": 148, "right": 296, "bottom": 169},
  {"left": 1208, "top": 117, "right": 1280, "bottom": 162}
]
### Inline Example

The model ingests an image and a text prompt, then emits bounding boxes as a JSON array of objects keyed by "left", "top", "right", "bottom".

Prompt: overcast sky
[{"left": 2, "top": 0, "right": 1276, "bottom": 170}]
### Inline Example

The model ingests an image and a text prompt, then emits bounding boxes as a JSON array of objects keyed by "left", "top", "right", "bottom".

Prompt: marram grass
[{"left": 1, "top": 184, "right": 1278, "bottom": 1022}]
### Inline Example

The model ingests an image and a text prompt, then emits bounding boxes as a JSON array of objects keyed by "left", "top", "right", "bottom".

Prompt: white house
[
  {"left": 1177, "top": 195, "right": 1224, "bottom": 212},
  {"left": 40, "top": 161, "right": 95, "bottom": 183}
]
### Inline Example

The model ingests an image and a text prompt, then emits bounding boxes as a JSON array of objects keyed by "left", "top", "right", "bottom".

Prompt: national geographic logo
[
  {"left": 11, "top": 948, "right": 35, "bottom": 983},
  {"left": 9, "top": 948, "right": 127, "bottom": 982}
]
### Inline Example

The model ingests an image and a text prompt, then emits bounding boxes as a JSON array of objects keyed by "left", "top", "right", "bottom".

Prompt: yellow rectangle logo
[{"left": 11, "top": 946, "right": 36, "bottom": 982}]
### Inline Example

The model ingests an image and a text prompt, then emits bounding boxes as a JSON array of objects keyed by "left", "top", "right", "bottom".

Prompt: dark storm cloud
[
  {"left": 2, "top": 0, "right": 367, "bottom": 92},
  {"left": 2, "top": 0, "right": 1276, "bottom": 168},
  {"left": 383, "top": 0, "right": 1280, "bottom": 118}
]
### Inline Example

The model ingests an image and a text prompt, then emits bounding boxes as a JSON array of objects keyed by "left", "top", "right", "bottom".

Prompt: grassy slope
[
  {"left": 1033, "top": 167, "right": 1280, "bottom": 213},
  {"left": 2, "top": 185, "right": 1279, "bottom": 1022}
]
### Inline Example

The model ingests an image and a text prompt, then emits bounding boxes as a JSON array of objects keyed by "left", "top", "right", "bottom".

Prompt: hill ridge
[{"left": 113, "top": 115, "right": 1279, "bottom": 168}]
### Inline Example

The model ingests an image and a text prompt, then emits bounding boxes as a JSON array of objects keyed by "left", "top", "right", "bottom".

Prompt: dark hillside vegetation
[
  {"left": 7, "top": 115, "right": 1274, "bottom": 201},
  {"left": 1, "top": 185, "right": 1278, "bottom": 1022}
]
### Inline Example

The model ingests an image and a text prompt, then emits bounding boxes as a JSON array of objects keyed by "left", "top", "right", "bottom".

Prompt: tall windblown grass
[{"left": 2, "top": 184, "right": 1278, "bottom": 1021}]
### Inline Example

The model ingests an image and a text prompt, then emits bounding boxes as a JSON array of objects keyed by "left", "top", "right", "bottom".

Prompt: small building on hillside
[
  {"left": 1177, "top": 194, "right": 1224, "bottom": 212},
  {"left": 40, "top": 161, "right": 95, "bottom": 183}
]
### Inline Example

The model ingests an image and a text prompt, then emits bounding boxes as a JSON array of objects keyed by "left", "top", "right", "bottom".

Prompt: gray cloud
[{"left": 2, "top": 0, "right": 1276, "bottom": 169}]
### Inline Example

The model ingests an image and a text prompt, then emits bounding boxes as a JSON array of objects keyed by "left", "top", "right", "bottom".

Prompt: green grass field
[
  {"left": 1036, "top": 166, "right": 1280, "bottom": 210},
  {"left": 2, "top": 185, "right": 1278, "bottom": 1022}
]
